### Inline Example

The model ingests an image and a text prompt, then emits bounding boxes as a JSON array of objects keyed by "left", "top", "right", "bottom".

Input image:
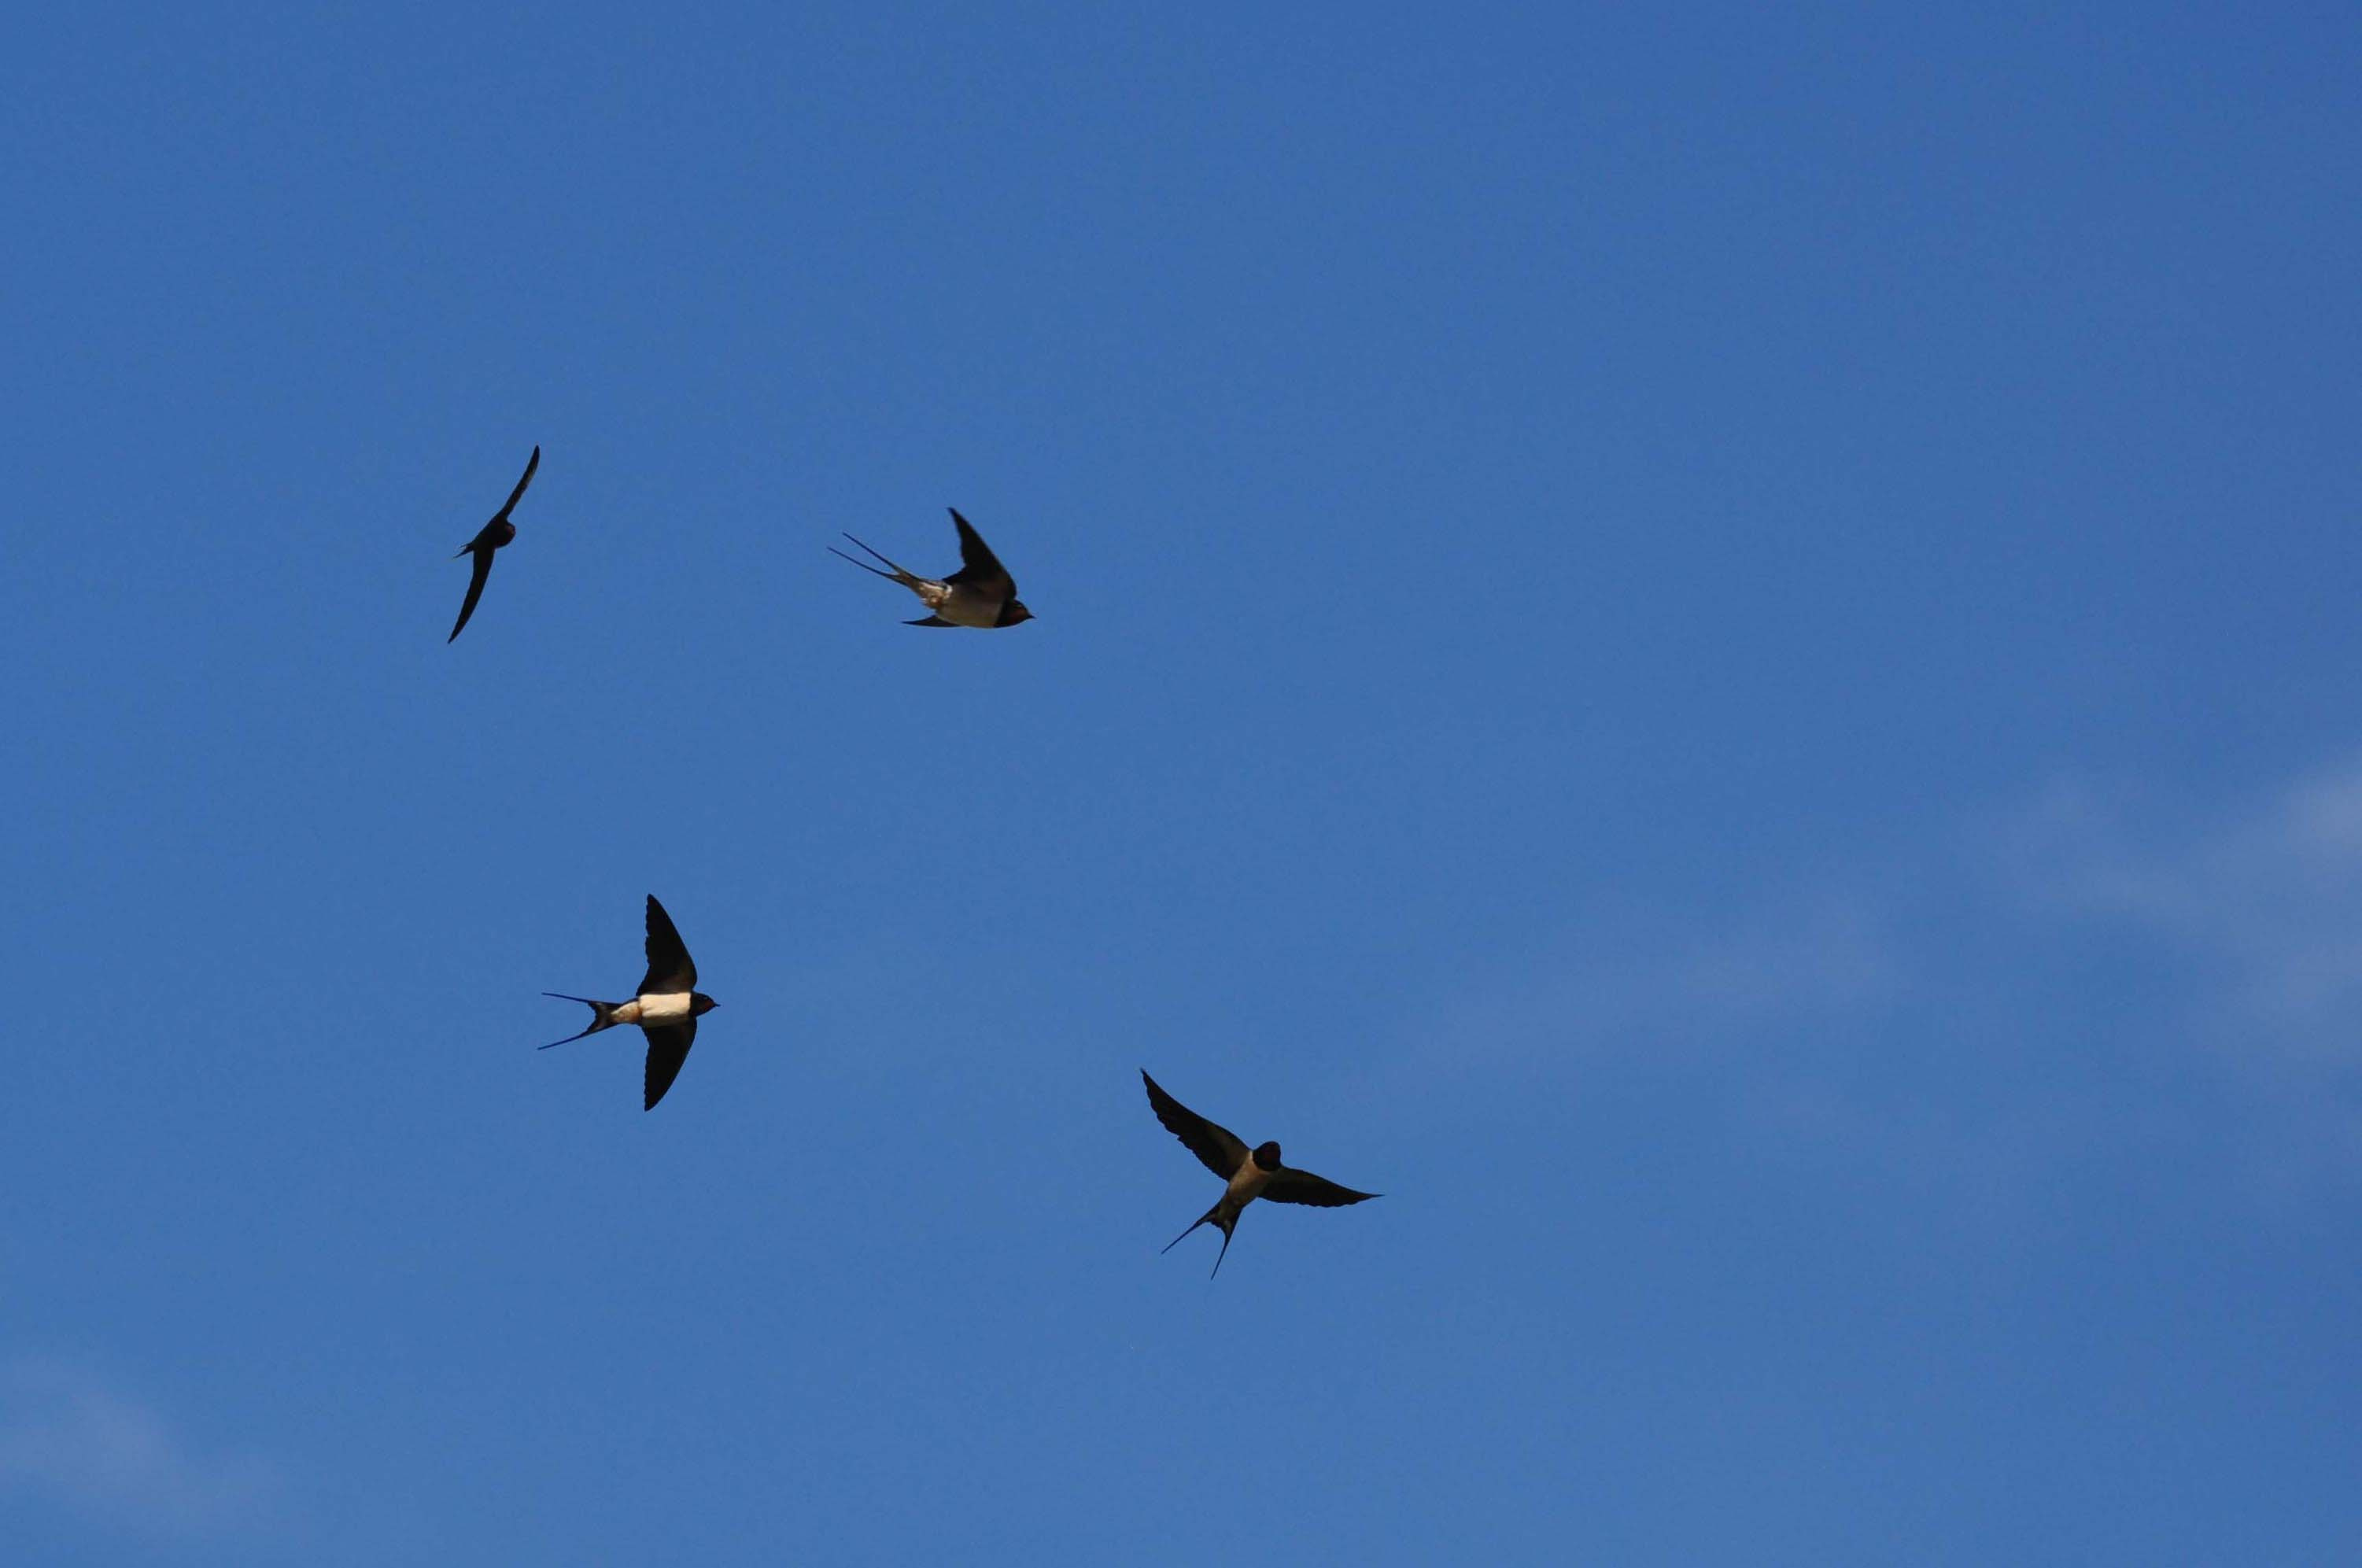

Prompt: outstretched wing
[
  {"left": 1142, "top": 1070, "right": 1249, "bottom": 1179},
  {"left": 1261, "top": 1167, "right": 1380, "bottom": 1207},
  {"left": 640, "top": 894, "right": 697, "bottom": 993},
  {"left": 943, "top": 507, "right": 1014, "bottom": 595},
  {"left": 448, "top": 547, "right": 495, "bottom": 642},
  {"left": 641, "top": 1019, "right": 696, "bottom": 1110},
  {"left": 495, "top": 445, "right": 540, "bottom": 522}
]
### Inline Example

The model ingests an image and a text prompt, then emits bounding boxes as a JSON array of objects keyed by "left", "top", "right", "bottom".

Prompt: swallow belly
[
  {"left": 934, "top": 591, "right": 1001, "bottom": 629},
  {"left": 635, "top": 991, "right": 693, "bottom": 1024}
]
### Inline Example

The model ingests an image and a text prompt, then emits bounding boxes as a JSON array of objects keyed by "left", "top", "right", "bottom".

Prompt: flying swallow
[
  {"left": 829, "top": 508, "right": 1034, "bottom": 627},
  {"left": 447, "top": 445, "right": 539, "bottom": 642},
  {"left": 541, "top": 894, "right": 720, "bottom": 1110},
  {"left": 1141, "top": 1069, "right": 1378, "bottom": 1277}
]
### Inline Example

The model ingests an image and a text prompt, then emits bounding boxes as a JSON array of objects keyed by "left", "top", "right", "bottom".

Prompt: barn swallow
[
  {"left": 829, "top": 508, "right": 1034, "bottom": 627},
  {"left": 1141, "top": 1069, "right": 1378, "bottom": 1277},
  {"left": 447, "top": 445, "right": 539, "bottom": 642},
  {"left": 541, "top": 895, "right": 720, "bottom": 1110}
]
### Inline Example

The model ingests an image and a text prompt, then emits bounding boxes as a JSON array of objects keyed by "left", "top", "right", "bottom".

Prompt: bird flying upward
[
  {"left": 541, "top": 894, "right": 720, "bottom": 1110},
  {"left": 1140, "top": 1070, "right": 1378, "bottom": 1277},
  {"left": 448, "top": 445, "right": 539, "bottom": 642},
  {"left": 829, "top": 508, "right": 1033, "bottom": 627}
]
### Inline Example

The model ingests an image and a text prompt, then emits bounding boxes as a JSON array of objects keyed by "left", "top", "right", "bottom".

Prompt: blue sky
[{"left": 2, "top": 4, "right": 2358, "bottom": 1562}]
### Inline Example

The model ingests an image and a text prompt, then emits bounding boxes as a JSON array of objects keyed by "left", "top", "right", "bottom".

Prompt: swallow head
[
  {"left": 490, "top": 519, "right": 516, "bottom": 548},
  {"left": 1252, "top": 1141, "right": 1283, "bottom": 1171},
  {"left": 690, "top": 992, "right": 720, "bottom": 1016},
  {"left": 1002, "top": 598, "right": 1035, "bottom": 625}
]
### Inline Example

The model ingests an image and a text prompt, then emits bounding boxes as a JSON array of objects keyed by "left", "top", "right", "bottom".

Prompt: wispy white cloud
[
  {"left": 1390, "top": 756, "right": 2362, "bottom": 1198},
  {"left": 1413, "top": 756, "right": 2362, "bottom": 1084},
  {"left": 1408, "top": 885, "right": 1908, "bottom": 1082},
  {"left": 2005, "top": 754, "right": 2362, "bottom": 1063},
  {"left": 0, "top": 1359, "right": 282, "bottom": 1536}
]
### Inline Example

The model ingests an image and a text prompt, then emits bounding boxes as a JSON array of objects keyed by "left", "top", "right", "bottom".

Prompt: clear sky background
[{"left": 3, "top": 4, "right": 2358, "bottom": 1562}]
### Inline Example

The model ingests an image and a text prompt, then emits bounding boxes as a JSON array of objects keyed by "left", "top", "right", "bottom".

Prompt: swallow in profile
[
  {"left": 448, "top": 445, "right": 539, "bottom": 642},
  {"left": 541, "top": 894, "right": 720, "bottom": 1110},
  {"left": 829, "top": 508, "right": 1034, "bottom": 627},
  {"left": 1141, "top": 1070, "right": 1378, "bottom": 1277}
]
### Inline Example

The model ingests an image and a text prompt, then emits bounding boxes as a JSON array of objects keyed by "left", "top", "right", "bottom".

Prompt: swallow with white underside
[
  {"left": 829, "top": 507, "right": 1034, "bottom": 627},
  {"left": 1141, "top": 1069, "right": 1378, "bottom": 1278},
  {"left": 448, "top": 445, "right": 538, "bottom": 643},
  {"left": 541, "top": 895, "right": 719, "bottom": 1111}
]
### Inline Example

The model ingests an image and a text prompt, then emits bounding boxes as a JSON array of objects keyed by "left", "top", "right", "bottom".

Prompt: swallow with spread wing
[
  {"left": 1141, "top": 1070, "right": 1378, "bottom": 1278},
  {"left": 829, "top": 507, "right": 1033, "bottom": 627},
  {"left": 448, "top": 445, "right": 539, "bottom": 643},
  {"left": 541, "top": 895, "right": 720, "bottom": 1111}
]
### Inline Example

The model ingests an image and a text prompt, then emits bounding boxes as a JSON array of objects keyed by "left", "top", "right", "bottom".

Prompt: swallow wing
[
  {"left": 448, "top": 547, "right": 496, "bottom": 642},
  {"left": 640, "top": 894, "right": 698, "bottom": 993},
  {"left": 942, "top": 507, "right": 1014, "bottom": 596},
  {"left": 495, "top": 445, "right": 541, "bottom": 522},
  {"left": 1261, "top": 1167, "right": 1380, "bottom": 1207},
  {"left": 640, "top": 1019, "right": 696, "bottom": 1110},
  {"left": 1142, "top": 1070, "right": 1249, "bottom": 1179}
]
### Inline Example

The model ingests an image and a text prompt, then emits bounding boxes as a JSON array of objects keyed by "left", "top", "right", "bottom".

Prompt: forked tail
[
  {"left": 540, "top": 993, "right": 620, "bottom": 1049},
  {"left": 1163, "top": 1202, "right": 1238, "bottom": 1278},
  {"left": 829, "top": 533, "right": 919, "bottom": 585}
]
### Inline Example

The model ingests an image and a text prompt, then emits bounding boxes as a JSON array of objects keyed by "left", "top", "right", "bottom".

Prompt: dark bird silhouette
[
  {"left": 1141, "top": 1069, "right": 1378, "bottom": 1277},
  {"left": 829, "top": 507, "right": 1033, "bottom": 627},
  {"left": 541, "top": 895, "right": 720, "bottom": 1110},
  {"left": 448, "top": 445, "right": 539, "bottom": 642}
]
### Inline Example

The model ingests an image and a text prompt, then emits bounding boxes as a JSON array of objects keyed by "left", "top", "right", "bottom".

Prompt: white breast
[{"left": 637, "top": 991, "right": 693, "bottom": 1023}]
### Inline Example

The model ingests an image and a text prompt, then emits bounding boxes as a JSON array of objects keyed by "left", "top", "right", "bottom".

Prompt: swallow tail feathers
[
  {"left": 539, "top": 993, "right": 622, "bottom": 1048},
  {"left": 828, "top": 534, "right": 921, "bottom": 586},
  {"left": 1161, "top": 1208, "right": 1212, "bottom": 1254},
  {"left": 1163, "top": 1201, "right": 1240, "bottom": 1278}
]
